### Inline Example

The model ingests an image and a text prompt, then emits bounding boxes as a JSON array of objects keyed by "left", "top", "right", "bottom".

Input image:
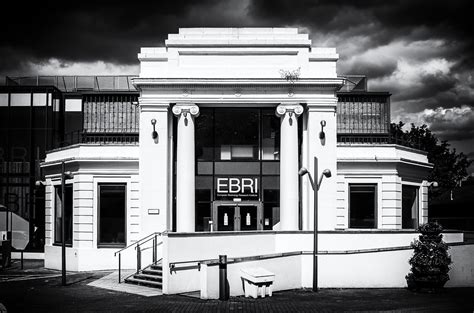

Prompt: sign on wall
[{"left": 216, "top": 177, "right": 259, "bottom": 199}]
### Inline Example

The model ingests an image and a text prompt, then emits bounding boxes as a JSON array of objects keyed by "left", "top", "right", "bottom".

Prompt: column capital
[
  {"left": 276, "top": 103, "right": 304, "bottom": 118},
  {"left": 172, "top": 103, "right": 200, "bottom": 118}
]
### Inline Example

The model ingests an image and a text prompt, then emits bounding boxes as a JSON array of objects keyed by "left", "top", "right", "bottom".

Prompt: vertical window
[
  {"left": 214, "top": 109, "right": 259, "bottom": 160},
  {"left": 261, "top": 111, "right": 280, "bottom": 160},
  {"left": 195, "top": 176, "right": 213, "bottom": 231},
  {"left": 98, "top": 184, "right": 126, "bottom": 246},
  {"left": 54, "top": 184, "right": 73, "bottom": 245},
  {"left": 262, "top": 176, "right": 279, "bottom": 230},
  {"left": 402, "top": 185, "right": 419, "bottom": 229},
  {"left": 349, "top": 184, "right": 377, "bottom": 228}
]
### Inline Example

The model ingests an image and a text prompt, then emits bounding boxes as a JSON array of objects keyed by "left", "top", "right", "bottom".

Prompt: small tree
[
  {"left": 390, "top": 122, "right": 472, "bottom": 199},
  {"left": 406, "top": 222, "right": 452, "bottom": 292}
]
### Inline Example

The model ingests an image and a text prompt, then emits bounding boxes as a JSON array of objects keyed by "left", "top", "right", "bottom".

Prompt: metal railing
[
  {"left": 114, "top": 232, "right": 162, "bottom": 283},
  {"left": 337, "top": 133, "right": 424, "bottom": 151},
  {"left": 55, "top": 130, "right": 139, "bottom": 148},
  {"left": 168, "top": 241, "right": 471, "bottom": 274}
]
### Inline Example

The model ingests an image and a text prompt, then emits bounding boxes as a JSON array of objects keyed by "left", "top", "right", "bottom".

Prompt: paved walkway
[
  {"left": 88, "top": 270, "right": 162, "bottom": 297},
  {"left": 0, "top": 260, "right": 473, "bottom": 312}
]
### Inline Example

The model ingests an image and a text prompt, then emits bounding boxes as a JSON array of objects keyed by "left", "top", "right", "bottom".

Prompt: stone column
[
  {"left": 303, "top": 99, "right": 338, "bottom": 231},
  {"left": 138, "top": 100, "right": 171, "bottom": 238},
  {"left": 172, "top": 104, "right": 199, "bottom": 232},
  {"left": 276, "top": 103, "right": 304, "bottom": 230}
]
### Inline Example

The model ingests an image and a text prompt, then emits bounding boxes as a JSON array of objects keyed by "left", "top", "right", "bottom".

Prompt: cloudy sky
[{"left": 1, "top": 0, "right": 473, "bottom": 169}]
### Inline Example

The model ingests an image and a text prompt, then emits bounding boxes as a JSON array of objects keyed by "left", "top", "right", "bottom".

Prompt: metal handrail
[
  {"left": 115, "top": 232, "right": 162, "bottom": 283},
  {"left": 114, "top": 232, "right": 160, "bottom": 256},
  {"left": 168, "top": 241, "right": 470, "bottom": 274}
]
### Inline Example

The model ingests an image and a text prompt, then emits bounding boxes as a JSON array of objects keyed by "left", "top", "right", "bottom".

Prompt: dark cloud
[
  {"left": 396, "top": 106, "right": 474, "bottom": 141},
  {"left": 395, "top": 74, "right": 458, "bottom": 102},
  {"left": 0, "top": 0, "right": 224, "bottom": 68},
  {"left": 249, "top": 0, "right": 474, "bottom": 92},
  {"left": 249, "top": 0, "right": 473, "bottom": 42},
  {"left": 342, "top": 59, "right": 398, "bottom": 80}
]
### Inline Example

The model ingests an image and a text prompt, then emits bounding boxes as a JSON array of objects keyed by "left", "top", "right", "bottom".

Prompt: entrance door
[{"left": 212, "top": 201, "right": 263, "bottom": 231}]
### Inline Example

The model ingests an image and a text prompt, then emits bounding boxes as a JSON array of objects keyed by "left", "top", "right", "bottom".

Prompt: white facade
[
  {"left": 136, "top": 27, "right": 343, "bottom": 233},
  {"left": 42, "top": 145, "right": 140, "bottom": 271},
  {"left": 40, "top": 28, "right": 473, "bottom": 293}
]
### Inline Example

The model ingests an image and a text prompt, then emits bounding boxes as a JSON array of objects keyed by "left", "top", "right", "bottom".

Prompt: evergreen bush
[{"left": 406, "top": 221, "right": 452, "bottom": 292}]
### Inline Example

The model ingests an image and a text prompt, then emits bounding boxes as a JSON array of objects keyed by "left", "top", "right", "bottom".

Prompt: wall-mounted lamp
[
  {"left": 427, "top": 181, "right": 438, "bottom": 188},
  {"left": 151, "top": 119, "right": 158, "bottom": 140},
  {"left": 319, "top": 120, "right": 326, "bottom": 140}
]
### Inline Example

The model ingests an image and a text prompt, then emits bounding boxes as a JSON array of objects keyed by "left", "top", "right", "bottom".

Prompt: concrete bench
[{"left": 240, "top": 267, "right": 275, "bottom": 298}]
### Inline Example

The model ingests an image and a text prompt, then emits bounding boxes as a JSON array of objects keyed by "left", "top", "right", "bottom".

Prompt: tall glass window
[
  {"left": 98, "top": 184, "right": 126, "bottom": 246},
  {"left": 54, "top": 184, "right": 73, "bottom": 245},
  {"left": 194, "top": 107, "right": 281, "bottom": 231},
  {"left": 402, "top": 185, "right": 419, "bottom": 229},
  {"left": 349, "top": 184, "right": 377, "bottom": 228}
]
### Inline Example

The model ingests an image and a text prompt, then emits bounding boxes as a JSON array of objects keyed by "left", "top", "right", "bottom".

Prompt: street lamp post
[
  {"left": 61, "top": 161, "right": 73, "bottom": 286},
  {"left": 299, "top": 156, "right": 331, "bottom": 292}
]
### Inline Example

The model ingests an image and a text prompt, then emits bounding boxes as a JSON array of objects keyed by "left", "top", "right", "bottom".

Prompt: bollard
[
  {"left": 219, "top": 255, "right": 229, "bottom": 300},
  {"left": 137, "top": 245, "right": 141, "bottom": 274},
  {"left": 118, "top": 253, "right": 122, "bottom": 283}
]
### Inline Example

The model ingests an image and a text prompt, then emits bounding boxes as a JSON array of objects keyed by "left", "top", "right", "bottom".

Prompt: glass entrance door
[
  {"left": 217, "top": 205, "right": 236, "bottom": 231},
  {"left": 213, "top": 201, "right": 262, "bottom": 231},
  {"left": 239, "top": 205, "right": 258, "bottom": 231}
]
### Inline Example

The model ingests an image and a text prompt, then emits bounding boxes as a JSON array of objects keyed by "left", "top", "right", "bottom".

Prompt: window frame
[
  {"left": 401, "top": 184, "right": 420, "bottom": 229},
  {"left": 53, "top": 183, "right": 73, "bottom": 247},
  {"left": 97, "top": 183, "right": 127, "bottom": 248},
  {"left": 348, "top": 183, "right": 378, "bottom": 229}
]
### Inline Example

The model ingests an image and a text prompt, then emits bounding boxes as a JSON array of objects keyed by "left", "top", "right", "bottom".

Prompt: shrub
[{"left": 406, "top": 221, "right": 452, "bottom": 292}]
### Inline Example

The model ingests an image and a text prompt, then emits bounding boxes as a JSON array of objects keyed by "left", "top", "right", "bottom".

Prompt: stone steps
[{"left": 124, "top": 262, "right": 163, "bottom": 289}]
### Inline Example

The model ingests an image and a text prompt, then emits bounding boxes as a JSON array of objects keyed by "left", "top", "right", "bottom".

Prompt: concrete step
[
  {"left": 150, "top": 264, "right": 163, "bottom": 271},
  {"left": 125, "top": 276, "right": 163, "bottom": 288},
  {"left": 134, "top": 273, "right": 162, "bottom": 282},
  {"left": 142, "top": 268, "right": 162, "bottom": 276}
]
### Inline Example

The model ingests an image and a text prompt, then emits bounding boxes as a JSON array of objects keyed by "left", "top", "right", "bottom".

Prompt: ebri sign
[{"left": 216, "top": 177, "right": 258, "bottom": 198}]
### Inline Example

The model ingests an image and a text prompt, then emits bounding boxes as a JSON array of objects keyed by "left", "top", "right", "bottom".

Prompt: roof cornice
[{"left": 133, "top": 77, "right": 345, "bottom": 91}]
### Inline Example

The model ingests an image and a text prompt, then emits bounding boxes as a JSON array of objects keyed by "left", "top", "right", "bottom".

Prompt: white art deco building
[{"left": 4, "top": 28, "right": 467, "bottom": 297}]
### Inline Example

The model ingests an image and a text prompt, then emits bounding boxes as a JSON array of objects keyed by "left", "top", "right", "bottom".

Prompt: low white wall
[
  {"left": 446, "top": 244, "right": 474, "bottom": 287},
  {"left": 317, "top": 250, "right": 413, "bottom": 288},
  {"left": 164, "top": 232, "right": 280, "bottom": 294},
  {"left": 163, "top": 231, "right": 469, "bottom": 297}
]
